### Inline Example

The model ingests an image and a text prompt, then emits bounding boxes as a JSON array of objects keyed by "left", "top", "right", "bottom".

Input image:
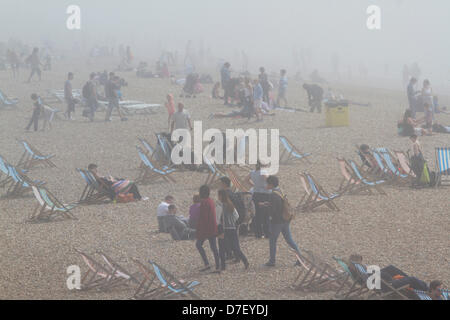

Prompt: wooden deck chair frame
[
  {"left": 155, "top": 133, "right": 173, "bottom": 166},
  {"left": 347, "top": 159, "right": 387, "bottom": 195},
  {"left": 0, "top": 155, "right": 15, "bottom": 188},
  {"left": 203, "top": 151, "right": 226, "bottom": 187},
  {"left": 279, "top": 136, "right": 312, "bottom": 164},
  {"left": 292, "top": 250, "right": 351, "bottom": 292},
  {"left": 136, "top": 147, "right": 176, "bottom": 184},
  {"left": 3, "top": 165, "right": 45, "bottom": 198},
  {"left": 74, "top": 249, "right": 116, "bottom": 291},
  {"left": 131, "top": 258, "right": 169, "bottom": 300},
  {"left": 28, "top": 185, "right": 76, "bottom": 223},
  {"left": 224, "top": 166, "right": 252, "bottom": 193},
  {"left": 149, "top": 261, "right": 201, "bottom": 300},
  {"left": 296, "top": 173, "right": 340, "bottom": 212},
  {"left": 76, "top": 169, "right": 112, "bottom": 204},
  {"left": 374, "top": 148, "right": 410, "bottom": 185},
  {"left": 435, "top": 147, "right": 450, "bottom": 186},
  {"left": 393, "top": 150, "right": 416, "bottom": 178},
  {"left": 337, "top": 158, "right": 381, "bottom": 195},
  {"left": 96, "top": 251, "right": 141, "bottom": 290},
  {"left": 16, "top": 140, "right": 56, "bottom": 169}
]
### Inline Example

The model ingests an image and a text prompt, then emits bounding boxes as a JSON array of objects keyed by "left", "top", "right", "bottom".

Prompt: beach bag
[
  {"left": 273, "top": 190, "right": 294, "bottom": 222},
  {"left": 419, "top": 163, "right": 430, "bottom": 185},
  {"left": 116, "top": 193, "right": 135, "bottom": 203}
]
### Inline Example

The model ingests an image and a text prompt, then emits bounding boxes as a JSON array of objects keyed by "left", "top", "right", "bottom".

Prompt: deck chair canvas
[
  {"left": 203, "top": 151, "right": 226, "bottom": 186},
  {"left": 0, "top": 89, "right": 19, "bottom": 107},
  {"left": 435, "top": 147, "right": 450, "bottom": 186},
  {"left": 0, "top": 155, "right": 14, "bottom": 187},
  {"left": 393, "top": 151, "right": 416, "bottom": 178},
  {"left": 28, "top": 186, "right": 76, "bottom": 223},
  {"left": 337, "top": 158, "right": 383, "bottom": 195},
  {"left": 75, "top": 249, "right": 117, "bottom": 291},
  {"left": 76, "top": 168, "right": 111, "bottom": 204},
  {"left": 279, "top": 136, "right": 311, "bottom": 164},
  {"left": 131, "top": 258, "right": 172, "bottom": 300},
  {"left": 374, "top": 148, "right": 410, "bottom": 183},
  {"left": 347, "top": 160, "right": 386, "bottom": 195},
  {"left": 136, "top": 147, "right": 176, "bottom": 184},
  {"left": 296, "top": 173, "right": 340, "bottom": 212},
  {"left": 149, "top": 261, "right": 201, "bottom": 300},
  {"left": 224, "top": 166, "right": 252, "bottom": 193},
  {"left": 155, "top": 133, "right": 173, "bottom": 165},
  {"left": 3, "top": 165, "right": 45, "bottom": 198},
  {"left": 96, "top": 251, "right": 140, "bottom": 290},
  {"left": 17, "top": 140, "right": 56, "bottom": 169}
]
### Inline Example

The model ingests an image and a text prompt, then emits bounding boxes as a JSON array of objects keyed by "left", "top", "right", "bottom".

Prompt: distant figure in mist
[
  {"left": 258, "top": 67, "right": 271, "bottom": 104},
  {"left": 407, "top": 77, "right": 420, "bottom": 118},
  {"left": 220, "top": 62, "right": 231, "bottom": 106},
  {"left": 25, "top": 94, "right": 42, "bottom": 131},
  {"left": 26, "top": 47, "right": 43, "bottom": 83},
  {"left": 303, "top": 83, "right": 324, "bottom": 113},
  {"left": 402, "top": 64, "right": 410, "bottom": 87},
  {"left": 6, "top": 49, "right": 20, "bottom": 78},
  {"left": 276, "top": 69, "right": 288, "bottom": 107}
]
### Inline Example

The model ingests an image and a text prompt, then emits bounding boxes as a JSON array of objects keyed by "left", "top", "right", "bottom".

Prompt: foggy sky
[{"left": 1, "top": 0, "right": 450, "bottom": 87}]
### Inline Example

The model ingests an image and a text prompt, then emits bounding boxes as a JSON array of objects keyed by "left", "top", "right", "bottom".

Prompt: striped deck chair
[
  {"left": 136, "top": 147, "right": 176, "bottom": 184},
  {"left": 374, "top": 148, "right": 410, "bottom": 183},
  {"left": 412, "top": 290, "right": 433, "bottom": 300},
  {"left": 0, "top": 89, "right": 19, "bottom": 107},
  {"left": 4, "top": 165, "right": 45, "bottom": 198},
  {"left": 296, "top": 173, "right": 340, "bottom": 212},
  {"left": 17, "top": 140, "right": 56, "bottom": 169},
  {"left": 96, "top": 252, "right": 141, "bottom": 290},
  {"left": 279, "top": 136, "right": 311, "bottom": 164},
  {"left": 149, "top": 261, "right": 201, "bottom": 300},
  {"left": 337, "top": 158, "right": 376, "bottom": 195},
  {"left": 76, "top": 168, "right": 111, "bottom": 204},
  {"left": 393, "top": 151, "right": 416, "bottom": 178},
  {"left": 347, "top": 160, "right": 386, "bottom": 195},
  {"left": 224, "top": 166, "right": 252, "bottom": 193},
  {"left": 131, "top": 258, "right": 167, "bottom": 300},
  {"left": 155, "top": 133, "right": 173, "bottom": 165},
  {"left": 203, "top": 152, "right": 226, "bottom": 186},
  {"left": 0, "top": 155, "right": 14, "bottom": 187},
  {"left": 292, "top": 250, "right": 350, "bottom": 292},
  {"left": 349, "top": 262, "right": 410, "bottom": 300},
  {"left": 435, "top": 147, "right": 450, "bottom": 186},
  {"left": 371, "top": 150, "right": 391, "bottom": 178},
  {"left": 75, "top": 249, "right": 115, "bottom": 291},
  {"left": 28, "top": 186, "right": 76, "bottom": 222}
]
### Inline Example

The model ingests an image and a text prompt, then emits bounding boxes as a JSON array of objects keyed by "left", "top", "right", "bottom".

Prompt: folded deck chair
[
  {"left": 122, "top": 103, "right": 161, "bottom": 115},
  {"left": 136, "top": 147, "right": 176, "bottom": 184},
  {"left": 131, "top": 258, "right": 172, "bottom": 300},
  {"left": 3, "top": 165, "right": 45, "bottom": 198},
  {"left": 224, "top": 166, "right": 251, "bottom": 193},
  {"left": 292, "top": 250, "right": 350, "bottom": 292},
  {"left": 0, "top": 89, "right": 19, "bottom": 106},
  {"left": 75, "top": 249, "right": 128, "bottom": 291},
  {"left": 279, "top": 136, "right": 311, "bottom": 164},
  {"left": 347, "top": 160, "right": 386, "bottom": 195},
  {"left": 155, "top": 133, "right": 173, "bottom": 165},
  {"left": 435, "top": 147, "right": 450, "bottom": 186},
  {"left": 374, "top": 148, "right": 410, "bottom": 183},
  {"left": 76, "top": 168, "right": 111, "bottom": 204},
  {"left": 393, "top": 150, "right": 416, "bottom": 178},
  {"left": 28, "top": 186, "right": 76, "bottom": 223},
  {"left": 17, "top": 140, "right": 56, "bottom": 169},
  {"left": 96, "top": 251, "right": 140, "bottom": 290},
  {"left": 296, "top": 173, "right": 340, "bottom": 212},
  {"left": 149, "top": 261, "right": 201, "bottom": 300}
]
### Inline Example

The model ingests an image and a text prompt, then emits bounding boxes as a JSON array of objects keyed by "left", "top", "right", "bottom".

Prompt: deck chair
[
  {"left": 0, "top": 155, "right": 14, "bottom": 187},
  {"left": 412, "top": 290, "right": 433, "bottom": 300},
  {"left": 4, "top": 165, "right": 45, "bottom": 198},
  {"left": 28, "top": 186, "right": 76, "bottom": 222},
  {"left": 96, "top": 251, "right": 140, "bottom": 290},
  {"left": 136, "top": 147, "right": 176, "bottom": 184},
  {"left": 75, "top": 249, "right": 116, "bottom": 291},
  {"left": 122, "top": 103, "right": 161, "bottom": 115},
  {"left": 296, "top": 173, "right": 340, "bottom": 212},
  {"left": 374, "top": 148, "right": 410, "bottom": 183},
  {"left": 393, "top": 150, "right": 416, "bottom": 178},
  {"left": 76, "top": 168, "right": 112, "bottom": 204},
  {"left": 351, "top": 262, "right": 410, "bottom": 300},
  {"left": 224, "top": 166, "right": 252, "bottom": 193},
  {"left": 347, "top": 160, "right": 386, "bottom": 195},
  {"left": 131, "top": 258, "right": 168, "bottom": 300},
  {"left": 202, "top": 148, "right": 226, "bottom": 186},
  {"left": 17, "top": 140, "right": 56, "bottom": 169},
  {"left": 155, "top": 133, "right": 173, "bottom": 165},
  {"left": 371, "top": 150, "right": 391, "bottom": 178},
  {"left": 435, "top": 147, "right": 450, "bottom": 186},
  {"left": 292, "top": 250, "right": 350, "bottom": 292},
  {"left": 279, "top": 136, "right": 311, "bottom": 164},
  {"left": 0, "top": 89, "right": 19, "bottom": 106},
  {"left": 337, "top": 158, "right": 373, "bottom": 195},
  {"left": 149, "top": 261, "right": 201, "bottom": 300}
]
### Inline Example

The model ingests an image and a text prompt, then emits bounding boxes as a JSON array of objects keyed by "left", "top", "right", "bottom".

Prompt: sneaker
[
  {"left": 264, "top": 262, "right": 275, "bottom": 267},
  {"left": 199, "top": 266, "right": 211, "bottom": 272},
  {"left": 244, "top": 261, "right": 249, "bottom": 270}
]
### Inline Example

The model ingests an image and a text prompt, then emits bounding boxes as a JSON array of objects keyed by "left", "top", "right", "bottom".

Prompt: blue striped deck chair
[
  {"left": 131, "top": 258, "right": 167, "bottom": 300},
  {"left": 0, "top": 155, "right": 13, "bottom": 187},
  {"left": 138, "top": 138, "right": 156, "bottom": 160},
  {"left": 76, "top": 168, "right": 111, "bottom": 204},
  {"left": 371, "top": 150, "right": 391, "bottom": 178},
  {"left": 296, "top": 172, "right": 340, "bottom": 212},
  {"left": 435, "top": 147, "right": 450, "bottom": 186},
  {"left": 440, "top": 289, "right": 449, "bottom": 300},
  {"left": 155, "top": 133, "right": 173, "bottom": 165},
  {"left": 413, "top": 290, "right": 433, "bottom": 300},
  {"left": 348, "top": 160, "right": 386, "bottom": 195},
  {"left": 0, "top": 90, "right": 18, "bottom": 107},
  {"left": 17, "top": 140, "right": 56, "bottom": 169},
  {"left": 337, "top": 158, "right": 378, "bottom": 195},
  {"left": 96, "top": 251, "right": 141, "bottom": 291},
  {"left": 149, "top": 261, "right": 201, "bottom": 300},
  {"left": 279, "top": 136, "right": 311, "bottom": 164},
  {"left": 4, "top": 165, "right": 45, "bottom": 198},
  {"left": 136, "top": 147, "right": 176, "bottom": 184},
  {"left": 28, "top": 186, "right": 77, "bottom": 222},
  {"left": 332, "top": 257, "right": 359, "bottom": 299},
  {"left": 374, "top": 148, "right": 410, "bottom": 183}
]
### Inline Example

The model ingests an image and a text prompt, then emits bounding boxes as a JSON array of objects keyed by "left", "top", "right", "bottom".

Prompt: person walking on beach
[
  {"left": 26, "top": 48, "right": 43, "bottom": 83},
  {"left": 276, "top": 69, "right": 288, "bottom": 107},
  {"left": 64, "top": 72, "right": 76, "bottom": 120},
  {"left": 25, "top": 94, "right": 42, "bottom": 131},
  {"left": 195, "top": 185, "right": 221, "bottom": 273}
]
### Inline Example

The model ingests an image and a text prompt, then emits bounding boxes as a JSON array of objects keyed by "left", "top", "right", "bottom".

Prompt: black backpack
[
  {"left": 82, "top": 81, "right": 91, "bottom": 99},
  {"left": 230, "top": 192, "right": 247, "bottom": 225}
]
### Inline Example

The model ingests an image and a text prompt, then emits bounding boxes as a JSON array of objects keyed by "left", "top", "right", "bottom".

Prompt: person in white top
[
  {"left": 170, "top": 103, "right": 192, "bottom": 133},
  {"left": 157, "top": 195, "right": 174, "bottom": 232}
]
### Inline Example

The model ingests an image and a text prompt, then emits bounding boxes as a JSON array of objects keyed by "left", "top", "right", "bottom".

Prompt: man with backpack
[
  {"left": 260, "top": 175, "right": 302, "bottom": 267},
  {"left": 82, "top": 73, "right": 98, "bottom": 122}
]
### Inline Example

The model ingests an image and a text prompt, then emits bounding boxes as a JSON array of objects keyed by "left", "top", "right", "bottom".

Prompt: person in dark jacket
[
  {"left": 303, "top": 83, "right": 324, "bottom": 113},
  {"left": 25, "top": 94, "right": 42, "bottom": 131},
  {"left": 195, "top": 185, "right": 220, "bottom": 273},
  {"left": 260, "top": 176, "right": 302, "bottom": 267}
]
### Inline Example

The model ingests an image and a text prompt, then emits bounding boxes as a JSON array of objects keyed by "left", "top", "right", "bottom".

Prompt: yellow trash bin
[{"left": 325, "top": 106, "right": 349, "bottom": 127}]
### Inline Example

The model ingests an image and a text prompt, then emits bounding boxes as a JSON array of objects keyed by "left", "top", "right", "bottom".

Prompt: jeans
[
  {"left": 105, "top": 98, "right": 119, "bottom": 120},
  {"left": 196, "top": 237, "right": 220, "bottom": 269},
  {"left": 86, "top": 97, "right": 98, "bottom": 121},
  {"left": 253, "top": 193, "right": 270, "bottom": 238},
  {"left": 218, "top": 229, "right": 248, "bottom": 269},
  {"left": 26, "top": 108, "right": 40, "bottom": 131},
  {"left": 268, "top": 221, "right": 301, "bottom": 264}
]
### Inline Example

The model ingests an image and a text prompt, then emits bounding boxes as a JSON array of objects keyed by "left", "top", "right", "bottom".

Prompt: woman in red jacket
[{"left": 195, "top": 185, "right": 220, "bottom": 273}]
